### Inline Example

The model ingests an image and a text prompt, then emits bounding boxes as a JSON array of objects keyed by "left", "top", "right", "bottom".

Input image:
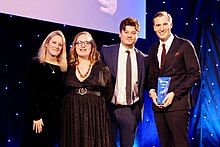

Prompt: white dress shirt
[
  {"left": 149, "top": 34, "right": 175, "bottom": 94},
  {"left": 157, "top": 33, "right": 174, "bottom": 68},
  {"left": 112, "top": 43, "right": 139, "bottom": 105}
]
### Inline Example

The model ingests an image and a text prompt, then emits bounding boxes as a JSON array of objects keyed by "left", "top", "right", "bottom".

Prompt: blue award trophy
[{"left": 157, "top": 77, "right": 171, "bottom": 105}]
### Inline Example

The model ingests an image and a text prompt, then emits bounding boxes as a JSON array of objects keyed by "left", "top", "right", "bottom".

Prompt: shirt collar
[
  {"left": 119, "top": 43, "right": 135, "bottom": 53},
  {"left": 159, "top": 33, "right": 174, "bottom": 48}
]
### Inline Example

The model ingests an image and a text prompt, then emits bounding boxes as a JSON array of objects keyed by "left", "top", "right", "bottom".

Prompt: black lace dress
[{"left": 61, "top": 61, "right": 113, "bottom": 147}]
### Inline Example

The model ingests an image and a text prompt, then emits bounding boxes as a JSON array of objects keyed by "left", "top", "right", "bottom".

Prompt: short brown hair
[
  {"left": 119, "top": 17, "right": 140, "bottom": 32},
  {"left": 153, "top": 11, "right": 173, "bottom": 25}
]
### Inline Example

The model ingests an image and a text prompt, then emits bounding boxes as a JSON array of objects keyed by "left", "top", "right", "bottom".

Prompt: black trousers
[
  {"left": 154, "top": 110, "right": 190, "bottom": 147},
  {"left": 108, "top": 102, "right": 140, "bottom": 147}
]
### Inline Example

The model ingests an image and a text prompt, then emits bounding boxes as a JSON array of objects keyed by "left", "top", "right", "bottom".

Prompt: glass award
[{"left": 157, "top": 77, "right": 171, "bottom": 105}]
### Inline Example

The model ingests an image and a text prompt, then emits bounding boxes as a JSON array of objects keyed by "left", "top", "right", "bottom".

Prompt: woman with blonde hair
[{"left": 23, "top": 30, "right": 67, "bottom": 147}]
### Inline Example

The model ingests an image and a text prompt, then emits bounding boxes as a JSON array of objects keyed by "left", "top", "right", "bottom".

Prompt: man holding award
[{"left": 148, "top": 11, "right": 201, "bottom": 147}]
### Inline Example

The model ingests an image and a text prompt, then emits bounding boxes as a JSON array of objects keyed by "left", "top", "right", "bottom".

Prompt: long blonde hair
[
  {"left": 69, "top": 31, "right": 100, "bottom": 67},
  {"left": 38, "top": 30, "right": 67, "bottom": 72}
]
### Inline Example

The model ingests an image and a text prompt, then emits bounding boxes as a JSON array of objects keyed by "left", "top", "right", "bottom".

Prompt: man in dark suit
[
  {"left": 148, "top": 11, "right": 201, "bottom": 147},
  {"left": 101, "top": 17, "right": 147, "bottom": 147}
]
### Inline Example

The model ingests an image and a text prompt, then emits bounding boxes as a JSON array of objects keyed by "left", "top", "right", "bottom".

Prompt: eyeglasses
[{"left": 75, "top": 41, "right": 91, "bottom": 47}]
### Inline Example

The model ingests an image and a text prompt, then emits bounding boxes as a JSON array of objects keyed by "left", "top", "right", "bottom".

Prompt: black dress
[
  {"left": 22, "top": 58, "right": 65, "bottom": 147},
  {"left": 61, "top": 61, "right": 113, "bottom": 147}
]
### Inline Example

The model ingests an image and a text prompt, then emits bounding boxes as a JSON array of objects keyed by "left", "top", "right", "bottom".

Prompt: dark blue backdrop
[
  {"left": 0, "top": 0, "right": 220, "bottom": 146},
  {"left": 140, "top": 0, "right": 220, "bottom": 146}
]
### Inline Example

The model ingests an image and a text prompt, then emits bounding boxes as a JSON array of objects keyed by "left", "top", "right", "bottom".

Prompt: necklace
[
  {"left": 76, "top": 63, "right": 92, "bottom": 78},
  {"left": 48, "top": 64, "right": 56, "bottom": 74}
]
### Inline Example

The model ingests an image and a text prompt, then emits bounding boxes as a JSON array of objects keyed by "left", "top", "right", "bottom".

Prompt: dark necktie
[
  {"left": 126, "top": 50, "right": 132, "bottom": 105},
  {"left": 161, "top": 43, "right": 166, "bottom": 69}
]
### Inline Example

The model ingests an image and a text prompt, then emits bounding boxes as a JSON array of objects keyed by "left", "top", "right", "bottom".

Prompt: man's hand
[
  {"left": 160, "top": 91, "right": 175, "bottom": 108},
  {"left": 149, "top": 89, "right": 160, "bottom": 107},
  {"left": 33, "top": 118, "right": 44, "bottom": 133}
]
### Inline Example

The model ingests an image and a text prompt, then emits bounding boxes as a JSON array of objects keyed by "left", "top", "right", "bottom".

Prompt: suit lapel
[
  {"left": 111, "top": 45, "right": 119, "bottom": 77},
  {"left": 160, "top": 36, "right": 179, "bottom": 74},
  {"left": 136, "top": 49, "right": 142, "bottom": 82},
  {"left": 152, "top": 44, "right": 160, "bottom": 71}
]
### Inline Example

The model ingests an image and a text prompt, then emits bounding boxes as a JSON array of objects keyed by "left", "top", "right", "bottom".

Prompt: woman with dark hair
[{"left": 61, "top": 31, "right": 113, "bottom": 147}]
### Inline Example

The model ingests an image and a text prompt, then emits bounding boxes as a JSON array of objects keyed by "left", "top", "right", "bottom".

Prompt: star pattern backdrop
[
  {"left": 141, "top": 0, "right": 220, "bottom": 146},
  {"left": 0, "top": 0, "right": 220, "bottom": 147}
]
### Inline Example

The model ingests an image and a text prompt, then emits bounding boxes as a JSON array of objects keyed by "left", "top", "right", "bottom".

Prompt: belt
[{"left": 74, "top": 88, "right": 101, "bottom": 96}]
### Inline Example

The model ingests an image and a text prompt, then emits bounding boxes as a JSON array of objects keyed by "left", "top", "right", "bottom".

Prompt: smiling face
[
  {"left": 46, "top": 35, "right": 63, "bottom": 57},
  {"left": 75, "top": 34, "right": 92, "bottom": 59},
  {"left": 153, "top": 14, "right": 173, "bottom": 42},
  {"left": 119, "top": 25, "right": 138, "bottom": 49}
]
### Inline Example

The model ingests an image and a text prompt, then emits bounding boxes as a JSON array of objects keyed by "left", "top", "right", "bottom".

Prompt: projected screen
[{"left": 0, "top": 0, "right": 146, "bottom": 38}]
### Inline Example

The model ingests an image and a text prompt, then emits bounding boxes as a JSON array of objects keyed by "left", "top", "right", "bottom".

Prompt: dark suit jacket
[
  {"left": 148, "top": 35, "right": 201, "bottom": 111},
  {"left": 100, "top": 44, "right": 148, "bottom": 108}
]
